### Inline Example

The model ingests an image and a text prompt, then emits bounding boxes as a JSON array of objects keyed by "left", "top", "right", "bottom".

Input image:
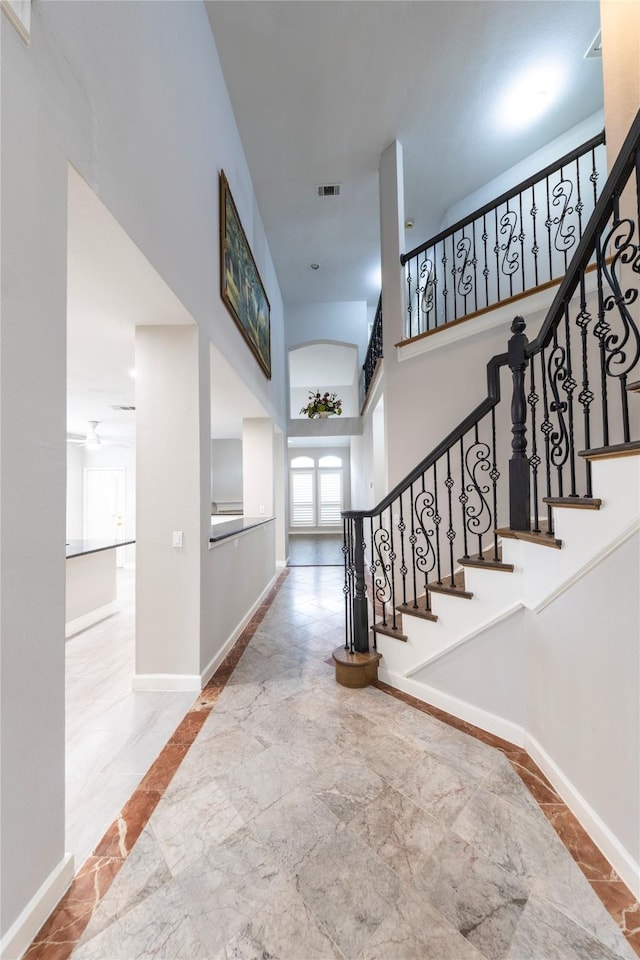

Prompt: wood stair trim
[
  {"left": 495, "top": 526, "right": 562, "bottom": 549},
  {"left": 543, "top": 497, "right": 602, "bottom": 510},
  {"left": 457, "top": 551, "right": 514, "bottom": 573},
  {"left": 579, "top": 441, "right": 640, "bottom": 461},
  {"left": 371, "top": 621, "right": 408, "bottom": 642},
  {"left": 427, "top": 569, "right": 473, "bottom": 600},
  {"left": 626, "top": 380, "right": 640, "bottom": 393},
  {"left": 396, "top": 600, "right": 438, "bottom": 622}
]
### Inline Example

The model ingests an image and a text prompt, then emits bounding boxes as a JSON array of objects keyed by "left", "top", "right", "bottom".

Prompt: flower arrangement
[{"left": 300, "top": 389, "right": 343, "bottom": 418}]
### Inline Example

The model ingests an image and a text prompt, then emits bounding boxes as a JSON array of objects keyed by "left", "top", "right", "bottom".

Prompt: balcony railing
[
  {"left": 401, "top": 132, "right": 607, "bottom": 340},
  {"left": 360, "top": 294, "right": 383, "bottom": 409}
]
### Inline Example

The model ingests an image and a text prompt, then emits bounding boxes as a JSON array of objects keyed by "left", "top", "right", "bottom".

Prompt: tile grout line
[
  {"left": 373, "top": 679, "right": 640, "bottom": 958},
  {"left": 24, "top": 570, "right": 290, "bottom": 960}
]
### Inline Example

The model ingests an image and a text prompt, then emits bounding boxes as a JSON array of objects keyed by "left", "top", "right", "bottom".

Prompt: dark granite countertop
[
  {"left": 66, "top": 538, "right": 136, "bottom": 559},
  {"left": 209, "top": 516, "right": 274, "bottom": 543}
]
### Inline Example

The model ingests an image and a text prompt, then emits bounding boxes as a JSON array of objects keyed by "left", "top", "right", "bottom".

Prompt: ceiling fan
[{"left": 66, "top": 420, "right": 106, "bottom": 448}]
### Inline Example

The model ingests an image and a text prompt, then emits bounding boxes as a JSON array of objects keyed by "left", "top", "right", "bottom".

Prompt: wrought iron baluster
[
  {"left": 343, "top": 518, "right": 351, "bottom": 651},
  {"left": 414, "top": 473, "right": 436, "bottom": 613},
  {"left": 545, "top": 174, "right": 553, "bottom": 281},
  {"left": 531, "top": 182, "right": 540, "bottom": 287},
  {"left": 494, "top": 207, "right": 500, "bottom": 302},
  {"left": 591, "top": 145, "right": 599, "bottom": 207},
  {"left": 527, "top": 361, "right": 541, "bottom": 533},
  {"left": 442, "top": 242, "right": 448, "bottom": 325},
  {"left": 577, "top": 276, "right": 594, "bottom": 497},
  {"left": 406, "top": 259, "right": 413, "bottom": 339},
  {"left": 433, "top": 461, "right": 443, "bottom": 585},
  {"left": 452, "top": 230, "right": 459, "bottom": 321},
  {"left": 409, "top": 482, "right": 418, "bottom": 609},
  {"left": 575, "top": 156, "right": 584, "bottom": 241},
  {"left": 388, "top": 506, "right": 398, "bottom": 630},
  {"left": 482, "top": 213, "right": 489, "bottom": 309},
  {"left": 433, "top": 246, "right": 439, "bottom": 329},
  {"left": 563, "top": 304, "right": 578, "bottom": 496},
  {"left": 472, "top": 222, "right": 479, "bottom": 313},
  {"left": 490, "top": 408, "right": 500, "bottom": 559},
  {"left": 398, "top": 497, "right": 407, "bottom": 609},
  {"left": 548, "top": 327, "right": 570, "bottom": 498},
  {"left": 459, "top": 436, "right": 469, "bottom": 559},
  {"left": 539, "top": 347, "right": 555, "bottom": 534},
  {"left": 518, "top": 192, "right": 526, "bottom": 294},
  {"left": 445, "top": 448, "right": 456, "bottom": 586},
  {"left": 465, "top": 419, "right": 493, "bottom": 557},
  {"left": 595, "top": 237, "right": 610, "bottom": 447}
]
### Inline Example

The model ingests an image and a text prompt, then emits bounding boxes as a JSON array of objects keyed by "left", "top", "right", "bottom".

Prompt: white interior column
[
  {"left": 273, "top": 430, "right": 288, "bottom": 566},
  {"left": 600, "top": 0, "right": 640, "bottom": 167},
  {"left": 379, "top": 139, "right": 405, "bottom": 492},
  {"left": 135, "top": 324, "right": 208, "bottom": 691},
  {"left": 242, "top": 418, "right": 274, "bottom": 518}
]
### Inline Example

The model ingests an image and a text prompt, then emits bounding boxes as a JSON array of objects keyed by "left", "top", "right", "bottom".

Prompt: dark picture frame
[{"left": 219, "top": 170, "right": 271, "bottom": 379}]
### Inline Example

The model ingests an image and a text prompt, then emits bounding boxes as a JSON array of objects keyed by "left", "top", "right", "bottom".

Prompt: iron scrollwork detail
[
  {"left": 455, "top": 237, "right": 475, "bottom": 298},
  {"left": 548, "top": 179, "right": 577, "bottom": 253},
  {"left": 546, "top": 344, "right": 570, "bottom": 468},
  {"left": 418, "top": 256, "right": 435, "bottom": 324},
  {"left": 413, "top": 489, "right": 437, "bottom": 578},
  {"left": 463, "top": 440, "right": 492, "bottom": 537},
  {"left": 598, "top": 219, "right": 640, "bottom": 379},
  {"left": 372, "top": 526, "right": 393, "bottom": 606},
  {"left": 496, "top": 210, "right": 520, "bottom": 277}
]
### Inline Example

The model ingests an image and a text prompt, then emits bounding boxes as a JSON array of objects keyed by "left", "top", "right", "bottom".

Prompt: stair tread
[
  {"left": 626, "top": 380, "right": 640, "bottom": 393},
  {"left": 543, "top": 496, "right": 602, "bottom": 510},
  {"left": 371, "top": 621, "right": 408, "bottom": 642},
  {"left": 428, "top": 569, "right": 473, "bottom": 599},
  {"left": 458, "top": 549, "right": 514, "bottom": 572},
  {"left": 496, "top": 525, "right": 562, "bottom": 549},
  {"left": 396, "top": 600, "right": 438, "bottom": 622},
  {"left": 579, "top": 441, "right": 640, "bottom": 461}
]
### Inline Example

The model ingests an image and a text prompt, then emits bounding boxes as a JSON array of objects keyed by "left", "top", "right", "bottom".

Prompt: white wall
[
  {"left": 211, "top": 439, "right": 243, "bottom": 505},
  {"left": 1, "top": 1, "right": 286, "bottom": 945},
  {"left": 243, "top": 418, "right": 274, "bottom": 518},
  {"left": 527, "top": 531, "right": 640, "bottom": 872}
]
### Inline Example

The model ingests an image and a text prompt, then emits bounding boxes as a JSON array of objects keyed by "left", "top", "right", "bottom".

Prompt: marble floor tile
[
  {"left": 452, "top": 784, "right": 564, "bottom": 883},
  {"left": 505, "top": 895, "right": 635, "bottom": 960},
  {"left": 416, "top": 832, "right": 530, "bottom": 959},
  {"left": 357, "top": 878, "right": 485, "bottom": 960},
  {"left": 294, "top": 829, "right": 401, "bottom": 957},
  {"left": 347, "top": 783, "right": 446, "bottom": 886},
  {"left": 388, "top": 751, "right": 479, "bottom": 826}
]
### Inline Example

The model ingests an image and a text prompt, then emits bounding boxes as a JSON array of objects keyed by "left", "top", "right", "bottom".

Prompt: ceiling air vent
[
  {"left": 111, "top": 405, "right": 136, "bottom": 411},
  {"left": 316, "top": 184, "right": 341, "bottom": 198}
]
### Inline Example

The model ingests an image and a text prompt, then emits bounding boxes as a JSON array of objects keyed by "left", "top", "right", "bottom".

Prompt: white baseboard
[
  {"left": 65, "top": 601, "right": 118, "bottom": 639},
  {"left": 276, "top": 559, "right": 288, "bottom": 570},
  {"left": 525, "top": 733, "right": 640, "bottom": 899},
  {"left": 131, "top": 574, "right": 278, "bottom": 693},
  {"left": 199, "top": 573, "right": 278, "bottom": 687},
  {"left": 377, "top": 667, "right": 526, "bottom": 747},
  {"left": 132, "top": 673, "right": 202, "bottom": 693},
  {"left": 0, "top": 853, "right": 74, "bottom": 960}
]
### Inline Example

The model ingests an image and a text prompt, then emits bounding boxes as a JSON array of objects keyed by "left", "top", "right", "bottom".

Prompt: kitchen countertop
[{"left": 66, "top": 538, "right": 136, "bottom": 559}]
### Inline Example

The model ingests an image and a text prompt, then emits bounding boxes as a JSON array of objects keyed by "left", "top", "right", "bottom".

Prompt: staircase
[{"left": 340, "top": 110, "right": 640, "bottom": 893}]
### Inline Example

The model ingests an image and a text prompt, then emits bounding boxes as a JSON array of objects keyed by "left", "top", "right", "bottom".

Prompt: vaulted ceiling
[{"left": 205, "top": 0, "right": 603, "bottom": 306}]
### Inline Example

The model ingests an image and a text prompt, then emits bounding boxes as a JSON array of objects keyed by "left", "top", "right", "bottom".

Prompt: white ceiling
[{"left": 205, "top": 0, "right": 603, "bottom": 306}]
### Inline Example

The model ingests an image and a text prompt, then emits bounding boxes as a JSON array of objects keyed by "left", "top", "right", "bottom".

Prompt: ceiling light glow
[{"left": 496, "top": 64, "right": 565, "bottom": 132}]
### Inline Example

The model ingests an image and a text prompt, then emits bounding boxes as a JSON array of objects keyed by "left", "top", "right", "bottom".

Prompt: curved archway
[{"left": 289, "top": 340, "right": 359, "bottom": 418}]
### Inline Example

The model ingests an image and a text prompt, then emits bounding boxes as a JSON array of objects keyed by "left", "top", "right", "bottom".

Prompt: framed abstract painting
[{"left": 219, "top": 170, "right": 271, "bottom": 378}]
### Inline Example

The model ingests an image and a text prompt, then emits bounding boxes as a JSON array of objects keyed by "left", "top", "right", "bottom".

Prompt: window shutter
[
  {"left": 319, "top": 470, "right": 343, "bottom": 526},
  {"left": 291, "top": 470, "right": 315, "bottom": 526}
]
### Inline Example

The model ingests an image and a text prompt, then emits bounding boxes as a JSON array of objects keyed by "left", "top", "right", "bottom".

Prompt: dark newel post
[
  {"left": 508, "top": 316, "right": 531, "bottom": 531},
  {"left": 352, "top": 517, "right": 369, "bottom": 653}
]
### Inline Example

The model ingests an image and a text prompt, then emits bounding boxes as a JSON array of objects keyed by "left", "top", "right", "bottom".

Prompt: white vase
[{"left": 316, "top": 412, "right": 330, "bottom": 418}]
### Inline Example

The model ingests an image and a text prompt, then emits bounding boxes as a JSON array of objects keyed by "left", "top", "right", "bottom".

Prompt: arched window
[{"left": 290, "top": 454, "right": 344, "bottom": 528}]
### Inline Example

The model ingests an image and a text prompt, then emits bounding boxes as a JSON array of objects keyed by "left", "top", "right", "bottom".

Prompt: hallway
[{"left": 33, "top": 567, "right": 637, "bottom": 959}]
